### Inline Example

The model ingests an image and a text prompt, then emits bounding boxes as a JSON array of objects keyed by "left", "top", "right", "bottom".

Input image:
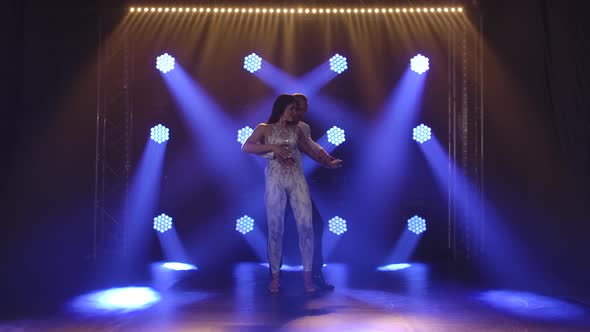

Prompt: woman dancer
[{"left": 242, "top": 94, "right": 340, "bottom": 293}]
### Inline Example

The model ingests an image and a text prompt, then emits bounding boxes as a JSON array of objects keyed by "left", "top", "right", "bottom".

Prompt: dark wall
[
  {"left": 2, "top": 0, "right": 100, "bottom": 315},
  {"left": 481, "top": 0, "right": 590, "bottom": 290}
]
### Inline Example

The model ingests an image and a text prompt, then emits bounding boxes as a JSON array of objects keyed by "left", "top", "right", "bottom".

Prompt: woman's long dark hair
[{"left": 266, "top": 94, "right": 296, "bottom": 124}]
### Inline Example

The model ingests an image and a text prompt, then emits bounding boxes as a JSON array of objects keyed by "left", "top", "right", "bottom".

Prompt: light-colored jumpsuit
[{"left": 264, "top": 123, "right": 314, "bottom": 273}]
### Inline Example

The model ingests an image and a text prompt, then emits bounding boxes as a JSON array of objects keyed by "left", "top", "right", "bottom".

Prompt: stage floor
[{"left": 2, "top": 263, "right": 589, "bottom": 331}]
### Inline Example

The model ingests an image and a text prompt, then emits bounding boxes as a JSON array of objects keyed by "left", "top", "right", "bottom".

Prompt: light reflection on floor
[{"left": 1, "top": 262, "right": 588, "bottom": 331}]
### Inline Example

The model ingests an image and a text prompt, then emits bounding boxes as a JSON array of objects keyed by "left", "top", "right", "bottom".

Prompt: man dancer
[{"left": 262, "top": 93, "right": 340, "bottom": 290}]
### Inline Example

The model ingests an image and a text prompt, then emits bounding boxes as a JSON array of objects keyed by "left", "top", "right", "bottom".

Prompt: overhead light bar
[{"left": 129, "top": 7, "right": 464, "bottom": 14}]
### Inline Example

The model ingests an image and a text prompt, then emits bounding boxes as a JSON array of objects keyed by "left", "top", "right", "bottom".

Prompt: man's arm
[
  {"left": 299, "top": 122, "right": 336, "bottom": 163},
  {"left": 296, "top": 125, "right": 342, "bottom": 168}
]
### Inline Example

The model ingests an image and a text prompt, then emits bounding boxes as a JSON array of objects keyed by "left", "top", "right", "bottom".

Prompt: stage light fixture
[
  {"left": 410, "top": 54, "right": 430, "bottom": 74},
  {"left": 243, "top": 53, "right": 262, "bottom": 73},
  {"left": 237, "top": 126, "right": 254, "bottom": 145},
  {"left": 327, "top": 126, "right": 346, "bottom": 146},
  {"left": 156, "top": 53, "right": 175, "bottom": 74},
  {"left": 154, "top": 213, "right": 173, "bottom": 233},
  {"left": 329, "top": 54, "right": 348, "bottom": 74},
  {"left": 236, "top": 215, "right": 255, "bottom": 234},
  {"left": 328, "top": 216, "right": 348, "bottom": 235},
  {"left": 150, "top": 124, "right": 170, "bottom": 144},
  {"left": 129, "top": 6, "right": 463, "bottom": 15},
  {"left": 407, "top": 215, "right": 427, "bottom": 235},
  {"left": 412, "top": 124, "right": 432, "bottom": 144}
]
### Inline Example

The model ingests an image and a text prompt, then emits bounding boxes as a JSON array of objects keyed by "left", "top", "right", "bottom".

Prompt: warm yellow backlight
[
  {"left": 417, "top": 8, "right": 422, "bottom": 13},
  {"left": 353, "top": 8, "right": 358, "bottom": 13},
  {"left": 444, "top": 8, "right": 449, "bottom": 12},
  {"left": 458, "top": 7, "right": 463, "bottom": 12},
  {"left": 360, "top": 8, "right": 365, "bottom": 13},
  {"left": 368, "top": 8, "right": 373, "bottom": 13},
  {"left": 255, "top": 8, "right": 260, "bottom": 13},
  {"left": 312, "top": 9, "right": 317, "bottom": 14},
  {"left": 290, "top": 9, "right": 294, "bottom": 13},
  {"left": 320, "top": 9, "right": 325, "bottom": 13},
  {"left": 402, "top": 8, "right": 407, "bottom": 13}
]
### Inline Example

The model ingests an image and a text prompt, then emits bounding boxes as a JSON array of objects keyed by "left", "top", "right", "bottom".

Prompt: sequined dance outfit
[{"left": 264, "top": 124, "right": 313, "bottom": 273}]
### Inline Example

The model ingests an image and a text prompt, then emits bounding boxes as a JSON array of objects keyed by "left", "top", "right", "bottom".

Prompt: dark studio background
[{"left": 1, "top": 0, "right": 589, "bottom": 317}]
